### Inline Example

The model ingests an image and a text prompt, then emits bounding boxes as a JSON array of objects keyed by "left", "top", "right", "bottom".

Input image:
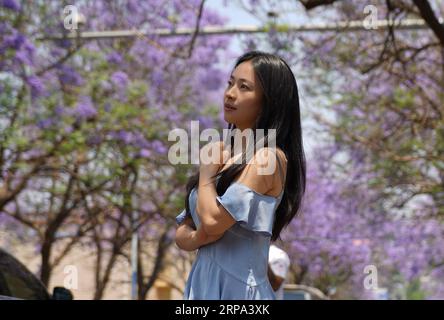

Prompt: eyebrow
[{"left": 229, "top": 75, "right": 254, "bottom": 86}]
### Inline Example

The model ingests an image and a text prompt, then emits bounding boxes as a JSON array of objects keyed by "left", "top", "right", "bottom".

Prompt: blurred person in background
[{"left": 268, "top": 244, "right": 290, "bottom": 300}]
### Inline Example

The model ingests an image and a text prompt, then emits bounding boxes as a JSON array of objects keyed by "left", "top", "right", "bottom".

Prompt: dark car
[
  {"left": 283, "top": 284, "right": 329, "bottom": 300},
  {"left": 0, "top": 248, "right": 73, "bottom": 300}
]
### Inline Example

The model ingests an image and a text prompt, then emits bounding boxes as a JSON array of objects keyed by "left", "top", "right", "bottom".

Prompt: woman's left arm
[
  {"left": 196, "top": 143, "right": 276, "bottom": 236},
  {"left": 196, "top": 141, "right": 237, "bottom": 236},
  {"left": 175, "top": 217, "right": 224, "bottom": 251},
  {"left": 196, "top": 175, "right": 237, "bottom": 236}
]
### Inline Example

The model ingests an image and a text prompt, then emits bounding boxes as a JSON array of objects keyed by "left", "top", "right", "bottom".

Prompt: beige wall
[{"left": 0, "top": 228, "right": 193, "bottom": 300}]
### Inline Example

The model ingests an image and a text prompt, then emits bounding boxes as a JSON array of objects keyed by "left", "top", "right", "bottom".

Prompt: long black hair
[{"left": 184, "top": 50, "right": 306, "bottom": 242}]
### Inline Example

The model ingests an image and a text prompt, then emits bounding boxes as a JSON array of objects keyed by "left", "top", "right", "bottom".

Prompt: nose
[{"left": 225, "top": 86, "right": 236, "bottom": 101}]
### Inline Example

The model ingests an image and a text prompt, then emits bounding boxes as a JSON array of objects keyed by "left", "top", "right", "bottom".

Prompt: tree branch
[
  {"left": 412, "top": 0, "right": 444, "bottom": 46},
  {"left": 299, "top": 0, "right": 341, "bottom": 10}
]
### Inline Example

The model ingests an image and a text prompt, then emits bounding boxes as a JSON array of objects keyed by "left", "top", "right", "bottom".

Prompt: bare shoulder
[
  {"left": 236, "top": 147, "right": 287, "bottom": 196},
  {"left": 255, "top": 147, "right": 287, "bottom": 166}
]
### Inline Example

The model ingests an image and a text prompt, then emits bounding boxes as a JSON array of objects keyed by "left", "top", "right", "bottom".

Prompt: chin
[{"left": 223, "top": 113, "right": 235, "bottom": 123}]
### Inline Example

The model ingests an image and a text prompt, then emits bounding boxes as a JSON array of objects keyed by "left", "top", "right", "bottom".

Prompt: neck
[{"left": 234, "top": 124, "right": 253, "bottom": 131}]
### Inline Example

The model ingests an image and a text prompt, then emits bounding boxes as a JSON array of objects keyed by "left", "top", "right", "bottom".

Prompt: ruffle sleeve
[
  {"left": 175, "top": 189, "right": 201, "bottom": 227},
  {"left": 175, "top": 208, "right": 201, "bottom": 228},
  {"left": 215, "top": 182, "right": 277, "bottom": 236},
  {"left": 175, "top": 209, "right": 187, "bottom": 226}
]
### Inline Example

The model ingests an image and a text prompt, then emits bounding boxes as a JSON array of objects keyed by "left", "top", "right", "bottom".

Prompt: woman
[{"left": 175, "top": 50, "right": 306, "bottom": 300}]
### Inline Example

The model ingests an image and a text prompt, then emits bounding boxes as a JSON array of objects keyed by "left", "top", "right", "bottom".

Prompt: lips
[{"left": 224, "top": 103, "right": 237, "bottom": 111}]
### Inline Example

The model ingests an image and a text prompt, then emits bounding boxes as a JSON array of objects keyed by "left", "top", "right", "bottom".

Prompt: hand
[{"left": 199, "top": 141, "right": 230, "bottom": 179}]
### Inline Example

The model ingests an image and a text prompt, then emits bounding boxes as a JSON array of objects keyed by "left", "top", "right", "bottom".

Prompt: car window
[
  {"left": 0, "top": 249, "right": 50, "bottom": 300},
  {"left": 1, "top": 270, "right": 41, "bottom": 300},
  {"left": 283, "top": 290, "right": 311, "bottom": 300},
  {"left": 0, "top": 271, "right": 12, "bottom": 297}
]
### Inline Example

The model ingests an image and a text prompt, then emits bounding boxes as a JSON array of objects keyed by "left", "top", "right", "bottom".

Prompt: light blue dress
[{"left": 175, "top": 161, "right": 286, "bottom": 300}]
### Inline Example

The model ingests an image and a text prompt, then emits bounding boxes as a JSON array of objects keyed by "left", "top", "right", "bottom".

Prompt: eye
[{"left": 241, "top": 84, "right": 249, "bottom": 89}]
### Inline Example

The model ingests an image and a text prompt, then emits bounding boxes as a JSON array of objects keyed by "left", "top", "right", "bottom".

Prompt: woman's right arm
[{"left": 175, "top": 216, "right": 224, "bottom": 251}]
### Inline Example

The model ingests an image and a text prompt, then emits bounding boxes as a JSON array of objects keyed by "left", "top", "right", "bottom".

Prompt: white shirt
[{"left": 268, "top": 244, "right": 290, "bottom": 300}]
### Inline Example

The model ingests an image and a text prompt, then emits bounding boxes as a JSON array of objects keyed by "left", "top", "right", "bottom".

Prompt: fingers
[{"left": 200, "top": 141, "right": 226, "bottom": 165}]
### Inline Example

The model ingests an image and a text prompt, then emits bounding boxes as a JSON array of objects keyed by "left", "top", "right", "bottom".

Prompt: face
[{"left": 223, "top": 60, "right": 263, "bottom": 131}]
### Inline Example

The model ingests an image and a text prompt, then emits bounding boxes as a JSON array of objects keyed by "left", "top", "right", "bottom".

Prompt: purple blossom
[
  {"left": 50, "top": 47, "right": 64, "bottom": 58},
  {"left": 12, "top": 33, "right": 25, "bottom": 49},
  {"left": 197, "top": 115, "right": 214, "bottom": 129},
  {"left": 126, "top": 0, "right": 139, "bottom": 14},
  {"left": 140, "top": 201, "right": 155, "bottom": 212},
  {"left": 64, "top": 126, "right": 74, "bottom": 134},
  {"left": 37, "top": 118, "right": 54, "bottom": 130},
  {"left": 111, "top": 71, "right": 129, "bottom": 88},
  {"left": 139, "top": 149, "right": 152, "bottom": 158},
  {"left": 283, "top": 143, "right": 444, "bottom": 298},
  {"left": 112, "top": 130, "right": 135, "bottom": 144},
  {"left": 151, "top": 70, "right": 164, "bottom": 87},
  {"left": 58, "top": 65, "right": 84, "bottom": 86},
  {"left": 199, "top": 68, "right": 223, "bottom": 90},
  {"left": 134, "top": 133, "right": 150, "bottom": 149},
  {"left": 3, "top": 32, "right": 25, "bottom": 50},
  {"left": 106, "top": 52, "right": 123, "bottom": 65},
  {"left": 14, "top": 49, "right": 33, "bottom": 66},
  {"left": 151, "top": 140, "right": 167, "bottom": 154},
  {"left": 22, "top": 148, "right": 44, "bottom": 160},
  {"left": 74, "top": 97, "right": 97, "bottom": 120},
  {"left": 167, "top": 110, "right": 182, "bottom": 123},
  {"left": 26, "top": 75, "right": 44, "bottom": 98},
  {"left": 121, "top": 131, "right": 134, "bottom": 144},
  {"left": 1, "top": 0, "right": 20, "bottom": 12},
  {"left": 54, "top": 105, "right": 66, "bottom": 116},
  {"left": 55, "top": 38, "right": 72, "bottom": 49}
]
